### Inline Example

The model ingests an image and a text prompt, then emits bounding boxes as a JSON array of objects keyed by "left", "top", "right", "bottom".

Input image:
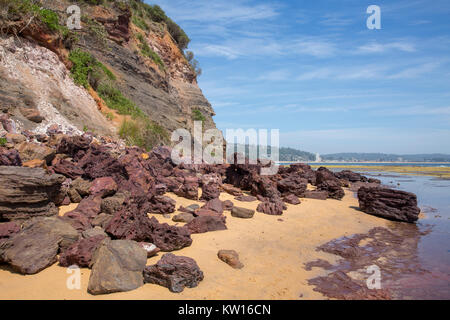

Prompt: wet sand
[{"left": 0, "top": 189, "right": 391, "bottom": 300}]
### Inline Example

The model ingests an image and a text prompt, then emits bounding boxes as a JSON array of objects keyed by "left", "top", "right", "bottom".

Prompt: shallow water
[
  {"left": 355, "top": 171, "right": 450, "bottom": 298},
  {"left": 306, "top": 162, "right": 450, "bottom": 168}
]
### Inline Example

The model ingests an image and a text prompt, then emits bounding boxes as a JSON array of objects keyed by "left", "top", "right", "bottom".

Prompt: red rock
[
  {"left": 186, "top": 215, "right": 227, "bottom": 234},
  {"left": 59, "top": 235, "right": 106, "bottom": 268},
  {"left": 148, "top": 195, "right": 176, "bottom": 214},
  {"left": 304, "top": 190, "right": 328, "bottom": 200},
  {"left": 105, "top": 198, "right": 192, "bottom": 252},
  {"left": 201, "top": 198, "right": 224, "bottom": 214},
  {"left": 358, "top": 187, "right": 420, "bottom": 223},
  {"left": 143, "top": 253, "right": 204, "bottom": 293},
  {"left": 315, "top": 167, "right": 345, "bottom": 200},
  {"left": 89, "top": 177, "right": 117, "bottom": 198},
  {"left": 283, "top": 194, "right": 301, "bottom": 205},
  {"left": 51, "top": 157, "right": 84, "bottom": 179},
  {"left": 277, "top": 175, "right": 308, "bottom": 197},
  {"left": 0, "top": 222, "right": 20, "bottom": 239},
  {"left": 257, "top": 200, "right": 286, "bottom": 216},
  {"left": 0, "top": 147, "right": 22, "bottom": 166},
  {"left": 234, "top": 195, "right": 257, "bottom": 202}
]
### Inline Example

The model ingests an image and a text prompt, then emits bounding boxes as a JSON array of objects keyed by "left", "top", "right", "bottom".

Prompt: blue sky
[{"left": 152, "top": 0, "right": 450, "bottom": 154}]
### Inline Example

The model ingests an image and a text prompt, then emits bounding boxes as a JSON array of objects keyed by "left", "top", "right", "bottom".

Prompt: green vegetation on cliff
[{"left": 68, "top": 48, "right": 168, "bottom": 150}]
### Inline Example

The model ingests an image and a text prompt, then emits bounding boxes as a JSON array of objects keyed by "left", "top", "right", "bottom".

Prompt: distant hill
[
  {"left": 279, "top": 147, "right": 316, "bottom": 162},
  {"left": 321, "top": 153, "right": 450, "bottom": 162}
]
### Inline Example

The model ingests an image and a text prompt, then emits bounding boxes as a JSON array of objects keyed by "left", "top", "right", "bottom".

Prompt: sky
[{"left": 151, "top": 0, "right": 450, "bottom": 154}]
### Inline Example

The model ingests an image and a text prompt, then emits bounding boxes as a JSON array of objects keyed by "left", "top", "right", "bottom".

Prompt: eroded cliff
[{"left": 0, "top": 0, "right": 217, "bottom": 148}]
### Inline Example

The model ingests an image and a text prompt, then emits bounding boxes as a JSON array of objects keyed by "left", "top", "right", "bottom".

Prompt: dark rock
[
  {"left": 143, "top": 253, "right": 204, "bottom": 293},
  {"left": 59, "top": 235, "right": 106, "bottom": 268},
  {"left": 303, "top": 190, "right": 328, "bottom": 200},
  {"left": 0, "top": 222, "right": 20, "bottom": 240},
  {"left": 105, "top": 199, "right": 192, "bottom": 252},
  {"left": 200, "top": 173, "right": 221, "bottom": 200},
  {"left": 71, "top": 177, "right": 92, "bottom": 197},
  {"left": 0, "top": 166, "right": 65, "bottom": 221},
  {"left": 257, "top": 200, "right": 286, "bottom": 216},
  {"left": 221, "top": 184, "right": 243, "bottom": 196},
  {"left": 231, "top": 207, "right": 255, "bottom": 219},
  {"left": 68, "top": 188, "right": 82, "bottom": 203},
  {"left": 91, "top": 213, "right": 113, "bottom": 229},
  {"left": 315, "top": 167, "right": 345, "bottom": 200},
  {"left": 186, "top": 215, "right": 227, "bottom": 234},
  {"left": 178, "top": 204, "right": 199, "bottom": 214},
  {"left": 277, "top": 175, "right": 308, "bottom": 197},
  {"left": 0, "top": 217, "right": 78, "bottom": 274},
  {"left": 100, "top": 194, "right": 125, "bottom": 214},
  {"left": 234, "top": 195, "right": 257, "bottom": 202},
  {"left": 334, "top": 170, "right": 367, "bottom": 183},
  {"left": 0, "top": 147, "right": 22, "bottom": 166},
  {"left": 283, "top": 194, "right": 301, "bottom": 205},
  {"left": 172, "top": 212, "right": 195, "bottom": 223},
  {"left": 222, "top": 200, "right": 234, "bottom": 211},
  {"left": 56, "top": 135, "right": 91, "bottom": 159},
  {"left": 148, "top": 195, "right": 176, "bottom": 214},
  {"left": 358, "top": 187, "right": 420, "bottom": 223},
  {"left": 51, "top": 158, "right": 83, "bottom": 179},
  {"left": 218, "top": 250, "right": 244, "bottom": 269},
  {"left": 82, "top": 227, "right": 108, "bottom": 239},
  {"left": 88, "top": 239, "right": 147, "bottom": 295},
  {"left": 201, "top": 198, "right": 224, "bottom": 214}
]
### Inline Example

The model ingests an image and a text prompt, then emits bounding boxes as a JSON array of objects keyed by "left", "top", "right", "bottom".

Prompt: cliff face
[{"left": 0, "top": 0, "right": 217, "bottom": 146}]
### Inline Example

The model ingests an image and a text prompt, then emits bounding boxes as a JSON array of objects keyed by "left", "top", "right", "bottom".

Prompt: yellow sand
[{"left": 0, "top": 189, "right": 390, "bottom": 300}]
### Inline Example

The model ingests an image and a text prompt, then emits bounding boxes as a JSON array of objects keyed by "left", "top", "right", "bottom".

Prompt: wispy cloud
[{"left": 356, "top": 41, "right": 416, "bottom": 54}]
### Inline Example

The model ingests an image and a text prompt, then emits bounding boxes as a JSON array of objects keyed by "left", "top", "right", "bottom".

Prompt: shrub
[
  {"left": 69, "top": 48, "right": 96, "bottom": 88},
  {"left": 192, "top": 109, "right": 206, "bottom": 122},
  {"left": 97, "top": 83, "right": 143, "bottom": 117},
  {"left": 132, "top": 15, "right": 149, "bottom": 31},
  {"left": 39, "top": 8, "right": 59, "bottom": 31},
  {"left": 119, "top": 117, "right": 169, "bottom": 151},
  {"left": 136, "top": 33, "right": 165, "bottom": 71},
  {"left": 0, "top": 137, "right": 7, "bottom": 147}
]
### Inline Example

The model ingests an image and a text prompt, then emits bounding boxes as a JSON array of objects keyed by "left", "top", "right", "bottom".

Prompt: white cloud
[{"left": 356, "top": 41, "right": 416, "bottom": 54}]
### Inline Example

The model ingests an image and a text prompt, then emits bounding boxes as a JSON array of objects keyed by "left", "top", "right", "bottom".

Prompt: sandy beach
[{"left": 0, "top": 188, "right": 390, "bottom": 300}]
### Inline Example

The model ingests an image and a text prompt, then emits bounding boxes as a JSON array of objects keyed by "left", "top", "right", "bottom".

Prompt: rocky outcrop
[
  {"left": 144, "top": 253, "right": 204, "bottom": 293},
  {"left": 88, "top": 239, "right": 147, "bottom": 295},
  {"left": 315, "top": 167, "right": 345, "bottom": 200},
  {"left": 357, "top": 187, "right": 420, "bottom": 223},
  {"left": 0, "top": 36, "right": 114, "bottom": 137},
  {"left": 0, "top": 166, "right": 65, "bottom": 221},
  {"left": 105, "top": 198, "right": 192, "bottom": 251},
  {"left": 0, "top": 217, "right": 78, "bottom": 274}
]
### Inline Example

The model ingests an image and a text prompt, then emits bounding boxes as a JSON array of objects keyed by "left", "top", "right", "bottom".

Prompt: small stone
[
  {"left": 218, "top": 250, "right": 244, "bottom": 269},
  {"left": 231, "top": 206, "right": 255, "bottom": 219}
]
